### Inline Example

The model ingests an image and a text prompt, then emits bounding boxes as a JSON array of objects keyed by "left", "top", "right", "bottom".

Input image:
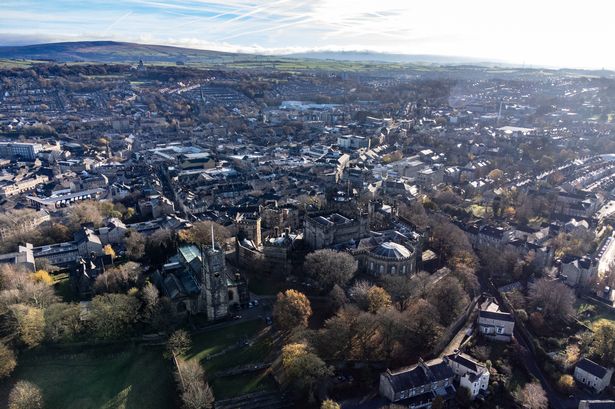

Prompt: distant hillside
[
  {"left": 0, "top": 40, "right": 501, "bottom": 66},
  {"left": 0, "top": 41, "right": 251, "bottom": 64},
  {"left": 285, "top": 51, "right": 492, "bottom": 65}
]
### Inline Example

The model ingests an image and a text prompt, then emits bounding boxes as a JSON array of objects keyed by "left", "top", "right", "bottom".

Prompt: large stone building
[
  {"left": 155, "top": 243, "right": 248, "bottom": 320},
  {"left": 304, "top": 211, "right": 369, "bottom": 249},
  {"left": 379, "top": 358, "right": 456, "bottom": 408},
  {"left": 350, "top": 230, "right": 419, "bottom": 277}
]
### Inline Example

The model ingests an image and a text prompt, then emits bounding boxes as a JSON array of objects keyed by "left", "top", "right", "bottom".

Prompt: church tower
[{"left": 200, "top": 226, "right": 229, "bottom": 320}]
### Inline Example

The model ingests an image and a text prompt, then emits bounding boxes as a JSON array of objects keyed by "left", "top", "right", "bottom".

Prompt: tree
[
  {"left": 9, "top": 304, "right": 45, "bottom": 348},
  {"left": 381, "top": 275, "right": 415, "bottom": 311},
  {"left": 103, "top": 244, "right": 116, "bottom": 259},
  {"left": 124, "top": 230, "right": 146, "bottom": 260},
  {"left": 66, "top": 200, "right": 103, "bottom": 230},
  {"left": 44, "top": 302, "right": 82, "bottom": 343},
  {"left": 430, "top": 397, "right": 446, "bottom": 409},
  {"left": 89, "top": 293, "right": 140, "bottom": 339},
  {"left": 328, "top": 284, "right": 347, "bottom": 311},
  {"left": 0, "top": 342, "right": 17, "bottom": 379},
  {"left": 517, "top": 382, "right": 547, "bottom": 409},
  {"left": 427, "top": 276, "right": 469, "bottom": 326},
  {"left": 304, "top": 249, "right": 358, "bottom": 290},
  {"left": 321, "top": 400, "right": 341, "bottom": 409},
  {"left": 528, "top": 278, "right": 575, "bottom": 323},
  {"left": 0, "top": 265, "right": 58, "bottom": 310},
  {"left": 32, "top": 270, "right": 53, "bottom": 285},
  {"left": 557, "top": 374, "right": 575, "bottom": 394},
  {"left": 141, "top": 281, "right": 160, "bottom": 322},
  {"left": 8, "top": 381, "right": 43, "bottom": 409},
  {"left": 273, "top": 290, "right": 312, "bottom": 332},
  {"left": 179, "top": 221, "right": 230, "bottom": 248},
  {"left": 366, "top": 286, "right": 392, "bottom": 313},
  {"left": 402, "top": 299, "right": 443, "bottom": 353},
  {"left": 591, "top": 321, "right": 615, "bottom": 366},
  {"left": 281, "top": 343, "right": 332, "bottom": 397},
  {"left": 175, "top": 359, "right": 214, "bottom": 409},
  {"left": 488, "top": 168, "right": 504, "bottom": 181},
  {"left": 93, "top": 262, "right": 143, "bottom": 294},
  {"left": 349, "top": 280, "right": 372, "bottom": 310},
  {"left": 168, "top": 329, "right": 192, "bottom": 357}
]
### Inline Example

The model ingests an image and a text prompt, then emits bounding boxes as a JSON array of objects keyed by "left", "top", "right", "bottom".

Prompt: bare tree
[
  {"left": 517, "top": 381, "right": 548, "bottom": 409},
  {"left": 529, "top": 278, "right": 575, "bottom": 323},
  {"left": 175, "top": 360, "right": 214, "bottom": 409},
  {"left": 8, "top": 381, "right": 43, "bottom": 409}
]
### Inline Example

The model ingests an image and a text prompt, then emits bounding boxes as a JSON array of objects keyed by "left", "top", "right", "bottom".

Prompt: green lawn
[
  {"left": 0, "top": 345, "right": 176, "bottom": 409},
  {"left": 577, "top": 301, "right": 615, "bottom": 329},
  {"left": 210, "top": 370, "right": 277, "bottom": 400},
  {"left": 184, "top": 320, "right": 277, "bottom": 399}
]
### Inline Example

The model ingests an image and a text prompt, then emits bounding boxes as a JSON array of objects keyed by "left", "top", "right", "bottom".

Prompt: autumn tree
[
  {"left": 103, "top": 244, "right": 116, "bottom": 259},
  {"left": 0, "top": 342, "right": 17, "bottom": 379},
  {"left": 304, "top": 249, "right": 358, "bottom": 290},
  {"left": 179, "top": 221, "right": 230, "bottom": 248},
  {"left": 89, "top": 293, "right": 140, "bottom": 339},
  {"left": 427, "top": 276, "right": 469, "bottom": 326},
  {"left": 8, "top": 381, "right": 44, "bottom": 409},
  {"left": 528, "top": 278, "right": 575, "bottom": 323},
  {"left": 281, "top": 343, "right": 332, "bottom": 398},
  {"left": 321, "top": 400, "right": 341, "bottom": 409},
  {"left": 557, "top": 374, "right": 575, "bottom": 394},
  {"left": 273, "top": 290, "right": 312, "bottom": 332},
  {"left": 517, "top": 381, "right": 548, "bottom": 409},
  {"left": 8, "top": 304, "right": 45, "bottom": 348},
  {"left": 591, "top": 321, "right": 615, "bottom": 366},
  {"left": 32, "top": 270, "right": 53, "bottom": 285},
  {"left": 366, "top": 286, "right": 392, "bottom": 313}
]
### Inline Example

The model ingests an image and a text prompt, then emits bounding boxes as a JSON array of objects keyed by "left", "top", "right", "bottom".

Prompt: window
[
  {"left": 402, "top": 265, "right": 407, "bottom": 273},
  {"left": 391, "top": 266, "right": 396, "bottom": 274},
  {"left": 496, "top": 326, "right": 504, "bottom": 334},
  {"left": 379, "top": 264, "right": 384, "bottom": 274},
  {"left": 370, "top": 261, "right": 374, "bottom": 271}
]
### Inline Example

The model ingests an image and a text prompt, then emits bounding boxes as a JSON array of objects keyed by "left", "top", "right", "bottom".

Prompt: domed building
[{"left": 350, "top": 231, "right": 419, "bottom": 277}]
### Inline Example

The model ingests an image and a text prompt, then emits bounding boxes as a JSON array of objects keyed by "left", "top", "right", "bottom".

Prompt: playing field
[{"left": 0, "top": 344, "right": 177, "bottom": 409}]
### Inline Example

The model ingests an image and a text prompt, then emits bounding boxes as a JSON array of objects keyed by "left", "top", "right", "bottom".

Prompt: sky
[{"left": 0, "top": 0, "right": 612, "bottom": 69}]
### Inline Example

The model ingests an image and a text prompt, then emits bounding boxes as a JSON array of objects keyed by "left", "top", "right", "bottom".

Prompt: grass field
[
  {"left": 577, "top": 301, "right": 615, "bottom": 329},
  {"left": 184, "top": 319, "right": 277, "bottom": 399},
  {"left": 0, "top": 345, "right": 177, "bottom": 409}
]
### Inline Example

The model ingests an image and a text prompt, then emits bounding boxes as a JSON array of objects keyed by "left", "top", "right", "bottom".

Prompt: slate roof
[
  {"left": 445, "top": 353, "right": 481, "bottom": 373},
  {"left": 385, "top": 359, "right": 453, "bottom": 393},
  {"left": 479, "top": 310, "right": 515, "bottom": 322},
  {"left": 577, "top": 358, "right": 608, "bottom": 379}
]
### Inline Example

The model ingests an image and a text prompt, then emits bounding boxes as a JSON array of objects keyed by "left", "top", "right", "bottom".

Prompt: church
[{"left": 153, "top": 233, "right": 249, "bottom": 321}]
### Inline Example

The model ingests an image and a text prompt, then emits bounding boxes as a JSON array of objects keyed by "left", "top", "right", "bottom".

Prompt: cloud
[{"left": 0, "top": 0, "right": 612, "bottom": 69}]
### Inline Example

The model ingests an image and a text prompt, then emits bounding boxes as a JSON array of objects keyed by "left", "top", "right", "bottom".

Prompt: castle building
[{"left": 304, "top": 211, "right": 369, "bottom": 249}]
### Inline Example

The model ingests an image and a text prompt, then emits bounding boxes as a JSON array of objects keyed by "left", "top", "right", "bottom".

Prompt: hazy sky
[{"left": 0, "top": 0, "right": 612, "bottom": 69}]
